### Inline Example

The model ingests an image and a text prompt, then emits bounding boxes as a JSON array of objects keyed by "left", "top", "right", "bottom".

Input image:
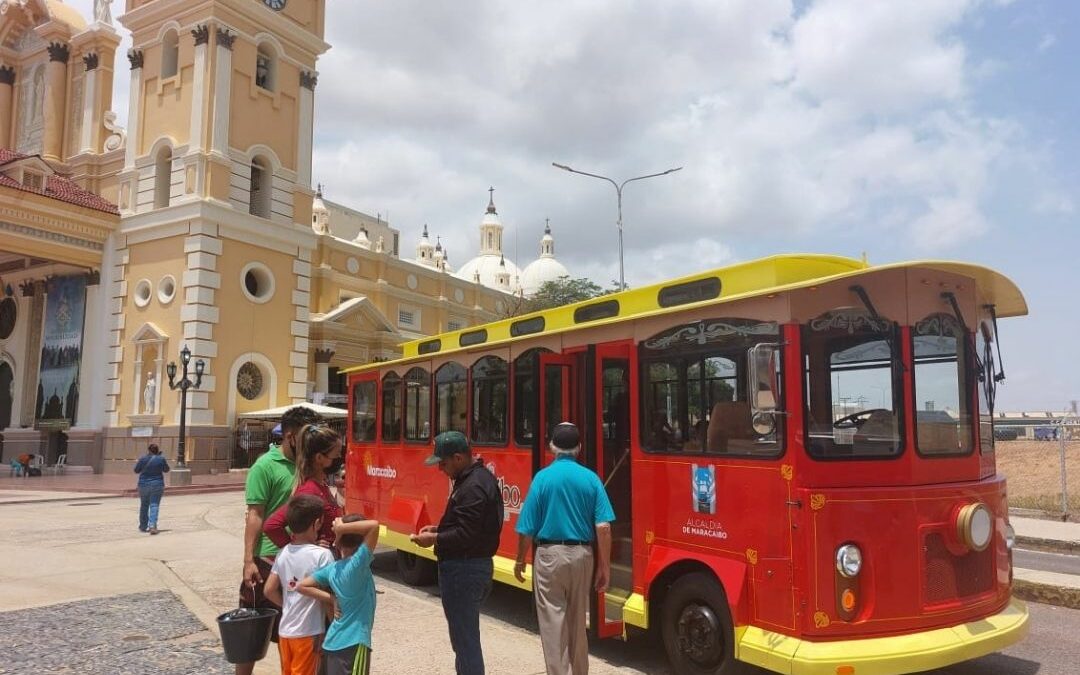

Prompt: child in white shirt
[{"left": 264, "top": 493, "right": 335, "bottom": 675}]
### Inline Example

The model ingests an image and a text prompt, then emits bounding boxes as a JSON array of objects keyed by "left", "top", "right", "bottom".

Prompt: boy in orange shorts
[{"left": 264, "top": 494, "right": 335, "bottom": 674}]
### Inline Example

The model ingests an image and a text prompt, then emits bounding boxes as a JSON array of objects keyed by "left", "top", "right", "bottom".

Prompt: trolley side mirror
[{"left": 748, "top": 343, "right": 780, "bottom": 415}]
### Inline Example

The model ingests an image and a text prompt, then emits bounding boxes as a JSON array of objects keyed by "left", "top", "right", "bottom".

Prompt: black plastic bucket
[{"left": 216, "top": 607, "right": 278, "bottom": 664}]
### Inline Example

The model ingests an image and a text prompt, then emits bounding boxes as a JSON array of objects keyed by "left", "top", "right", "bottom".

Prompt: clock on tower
[{"left": 264, "top": 0, "right": 286, "bottom": 11}]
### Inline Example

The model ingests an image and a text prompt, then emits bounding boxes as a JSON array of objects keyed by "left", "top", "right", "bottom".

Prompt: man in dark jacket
[{"left": 411, "top": 431, "right": 503, "bottom": 675}]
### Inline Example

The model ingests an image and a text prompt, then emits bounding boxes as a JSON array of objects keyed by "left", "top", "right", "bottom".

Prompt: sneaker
[
  {"left": 149, "top": 528, "right": 159, "bottom": 535},
  {"left": 139, "top": 527, "right": 148, "bottom": 533}
]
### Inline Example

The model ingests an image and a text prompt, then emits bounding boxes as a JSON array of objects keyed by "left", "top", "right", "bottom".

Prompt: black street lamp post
[{"left": 167, "top": 345, "right": 205, "bottom": 467}]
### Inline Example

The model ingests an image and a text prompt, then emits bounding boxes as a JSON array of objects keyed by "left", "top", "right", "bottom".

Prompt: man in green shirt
[{"left": 236, "top": 405, "right": 321, "bottom": 675}]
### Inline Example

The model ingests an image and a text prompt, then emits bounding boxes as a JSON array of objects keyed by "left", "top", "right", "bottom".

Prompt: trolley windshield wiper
[
  {"left": 985, "top": 304, "right": 1007, "bottom": 383},
  {"left": 849, "top": 285, "right": 905, "bottom": 372}
]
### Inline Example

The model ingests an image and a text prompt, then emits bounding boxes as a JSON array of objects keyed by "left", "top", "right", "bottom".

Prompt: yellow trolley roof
[{"left": 343, "top": 253, "right": 1026, "bottom": 374}]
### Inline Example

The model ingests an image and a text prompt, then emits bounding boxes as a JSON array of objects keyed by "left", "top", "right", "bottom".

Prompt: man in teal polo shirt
[
  {"left": 514, "top": 422, "right": 615, "bottom": 675},
  {"left": 236, "top": 405, "right": 321, "bottom": 675}
]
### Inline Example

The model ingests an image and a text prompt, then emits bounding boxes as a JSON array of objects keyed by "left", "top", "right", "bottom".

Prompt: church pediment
[
  {"left": 312, "top": 296, "right": 398, "bottom": 335},
  {"left": 130, "top": 321, "right": 168, "bottom": 344}
]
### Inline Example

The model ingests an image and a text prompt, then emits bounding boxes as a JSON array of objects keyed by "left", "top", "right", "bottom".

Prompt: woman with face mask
[{"left": 262, "top": 424, "right": 345, "bottom": 554}]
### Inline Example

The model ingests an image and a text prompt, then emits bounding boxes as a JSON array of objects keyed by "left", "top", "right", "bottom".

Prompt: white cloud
[
  {"left": 1037, "top": 33, "right": 1056, "bottom": 52},
  {"left": 69, "top": 0, "right": 1028, "bottom": 285}
]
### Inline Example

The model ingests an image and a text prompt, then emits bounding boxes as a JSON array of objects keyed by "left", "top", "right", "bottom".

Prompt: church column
[
  {"left": 42, "top": 42, "right": 69, "bottom": 162},
  {"left": 79, "top": 53, "right": 99, "bottom": 154},
  {"left": 0, "top": 66, "right": 14, "bottom": 149},
  {"left": 188, "top": 25, "right": 210, "bottom": 152},
  {"left": 123, "top": 50, "right": 143, "bottom": 169},
  {"left": 297, "top": 71, "right": 317, "bottom": 188},
  {"left": 75, "top": 270, "right": 102, "bottom": 427},
  {"left": 211, "top": 28, "right": 235, "bottom": 156},
  {"left": 314, "top": 346, "right": 335, "bottom": 397},
  {"left": 18, "top": 281, "right": 45, "bottom": 428}
]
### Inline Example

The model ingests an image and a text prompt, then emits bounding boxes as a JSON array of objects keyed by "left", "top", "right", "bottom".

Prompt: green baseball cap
[{"left": 424, "top": 430, "right": 470, "bottom": 466}]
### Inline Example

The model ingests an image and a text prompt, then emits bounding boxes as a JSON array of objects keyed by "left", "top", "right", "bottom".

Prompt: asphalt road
[
  {"left": 373, "top": 550, "right": 1080, "bottom": 675},
  {"left": 1014, "top": 547, "right": 1080, "bottom": 576}
]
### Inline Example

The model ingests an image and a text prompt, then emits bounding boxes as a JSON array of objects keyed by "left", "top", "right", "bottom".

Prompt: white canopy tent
[{"left": 236, "top": 402, "right": 348, "bottom": 421}]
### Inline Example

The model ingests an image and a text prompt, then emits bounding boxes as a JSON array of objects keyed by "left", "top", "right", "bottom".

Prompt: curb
[
  {"left": 1016, "top": 535, "right": 1080, "bottom": 556},
  {"left": 118, "top": 484, "right": 246, "bottom": 498},
  {"left": 1013, "top": 570, "right": 1080, "bottom": 611}
]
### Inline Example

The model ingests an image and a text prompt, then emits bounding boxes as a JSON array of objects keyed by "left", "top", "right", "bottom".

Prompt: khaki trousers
[{"left": 533, "top": 544, "right": 593, "bottom": 675}]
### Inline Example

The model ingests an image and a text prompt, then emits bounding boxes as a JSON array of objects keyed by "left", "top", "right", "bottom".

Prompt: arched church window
[
  {"left": 154, "top": 145, "right": 172, "bottom": 209},
  {"left": 249, "top": 156, "right": 272, "bottom": 218},
  {"left": 256, "top": 44, "right": 275, "bottom": 91},
  {"left": 161, "top": 30, "right": 179, "bottom": 79}
]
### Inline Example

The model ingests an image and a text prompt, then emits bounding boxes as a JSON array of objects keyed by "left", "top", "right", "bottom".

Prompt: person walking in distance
[
  {"left": 514, "top": 422, "right": 615, "bottom": 675},
  {"left": 134, "top": 443, "right": 170, "bottom": 534},
  {"left": 410, "top": 431, "right": 503, "bottom": 675}
]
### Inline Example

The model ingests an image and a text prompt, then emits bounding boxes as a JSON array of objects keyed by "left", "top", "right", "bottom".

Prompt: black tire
[
  {"left": 396, "top": 550, "right": 437, "bottom": 586},
  {"left": 660, "top": 572, "right": 739, "bottom": 675}
]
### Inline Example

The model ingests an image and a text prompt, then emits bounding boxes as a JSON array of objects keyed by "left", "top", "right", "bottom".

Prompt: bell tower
[{"left": 101, "top": 0, "right": 329, "bottom": 474}]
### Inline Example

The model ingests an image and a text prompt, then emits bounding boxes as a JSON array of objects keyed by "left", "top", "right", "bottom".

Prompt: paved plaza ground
[{"left": 1, "top": 490, "right": 1079, "bottom": 674}]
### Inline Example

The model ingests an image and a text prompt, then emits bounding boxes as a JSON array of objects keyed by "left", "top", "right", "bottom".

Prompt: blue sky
[{"left": 74, "top": 0, "right": 1077, "bottom": 411}]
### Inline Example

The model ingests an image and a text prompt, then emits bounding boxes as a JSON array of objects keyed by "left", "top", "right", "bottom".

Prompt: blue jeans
[
  {"left": 138, "top": 483, "right": 164, "bottom": 530},
  {"left": 438, "top": 558, "right": 493, "bottom": 675}
]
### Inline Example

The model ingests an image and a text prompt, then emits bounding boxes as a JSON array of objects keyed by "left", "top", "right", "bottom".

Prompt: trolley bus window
[
  {"left": 382, "top": 372, "right": 402, "bottom": 442},
  {"left": 803, "top": 309, "right": 901, "bottom": 459},
  {"left": 471, "top": 356, "right": 508, "bottom": 444},
  {"left": 913, "top": 313, "right": 973, "bottom": 456},
  {"left": 514, "top": 348, "right": 551, "bottom": 447},
  {"left": 436, "top": 362, "right": 468, "bottom": 435},
  {"left": 640, "top": 318, "right": 783, "bottom": 457},
  {"left": 403, "top": 367, "right": 431, "bottom": 442},
  {"left": 351, "top": 380, "right": 378, "bottom": 442}
]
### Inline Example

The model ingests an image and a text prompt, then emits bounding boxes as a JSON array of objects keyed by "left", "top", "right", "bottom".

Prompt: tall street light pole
[
  {"left": 552, "top": 162, "right": 682, "bottom": 290},
  {"left": 167, "top": 344, "right": 204, "bottom": 485}
]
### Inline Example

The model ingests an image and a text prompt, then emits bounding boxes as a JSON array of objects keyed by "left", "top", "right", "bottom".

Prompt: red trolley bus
[{"left": 343, "top": 254, "right": 1029, "bottom": 675}]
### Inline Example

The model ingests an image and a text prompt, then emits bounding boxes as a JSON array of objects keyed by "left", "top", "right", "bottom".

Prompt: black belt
[{"left": 535, "top": 539, "right": 591, "bottom": 547}]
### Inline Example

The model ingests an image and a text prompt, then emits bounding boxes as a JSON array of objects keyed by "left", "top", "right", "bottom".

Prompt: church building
[{"left": 0, "top": 0, "right": 562, "bottom": 474}]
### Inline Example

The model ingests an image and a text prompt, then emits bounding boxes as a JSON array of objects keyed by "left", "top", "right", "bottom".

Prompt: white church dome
[
  {"left": 520, "top": 222, "right": 568, "bottom": 295},
  {"left": 456, "top": 188, "right": 521, "bottom": 292},
  {"left": 458, "top": 254, "right": 521, "bottom": 292}
]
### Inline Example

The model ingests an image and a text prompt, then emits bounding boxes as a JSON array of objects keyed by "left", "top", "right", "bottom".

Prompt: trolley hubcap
[{"left": 676, "top": 602, "right": 723, "bottom": 666}]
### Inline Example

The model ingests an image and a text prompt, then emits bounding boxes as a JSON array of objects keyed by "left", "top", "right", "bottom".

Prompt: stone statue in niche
[
  {"left": 94, "top": 0, "right": 112, "bottom": 25},
  {"left": 143, "top": 372, "right": 156, "bottom": 414}
]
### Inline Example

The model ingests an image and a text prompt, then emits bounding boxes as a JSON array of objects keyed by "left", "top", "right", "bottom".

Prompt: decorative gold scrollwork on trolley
[
  {"left": 645, "top": 530, "right": 655, "bottom": 545},
  {"left": 810, "top": 494, "right": 826, "bottom": 511},
  {"left": 780, "top": 464, "right": 793, "bottom": 481},
  {"left": 814, "top": 611, "right": 831, "bottom": 628},
  {"left": 745, "top": 548, "right": 759, "bottom": 565}
]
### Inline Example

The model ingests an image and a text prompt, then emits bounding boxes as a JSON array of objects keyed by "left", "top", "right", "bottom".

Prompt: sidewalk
[
  {"left": 1011, "top": 515, "right": 1080, "bottom": 609},
  {"left": 0, "top": 471, "right": 247, "bottom": 498}
]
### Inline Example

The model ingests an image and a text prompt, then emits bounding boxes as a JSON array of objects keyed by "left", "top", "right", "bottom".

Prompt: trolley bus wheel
[
  {"left": 661, "top": 573, "right": 738, "bottom": 675},
  {"left": 396, "top": 550, "right": 437, "bottom": 586}
]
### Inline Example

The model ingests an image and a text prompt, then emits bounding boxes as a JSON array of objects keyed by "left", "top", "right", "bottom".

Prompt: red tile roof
[{"left": 0, "top": 149, "right": 119, "bottom": 215}]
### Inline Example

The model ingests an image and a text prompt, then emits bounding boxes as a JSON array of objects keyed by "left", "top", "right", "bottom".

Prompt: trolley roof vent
[
  {"left": 573, "top": 299, "right": 620, "bottom": 324},
  {"left": 459, "top": 329, "right": 488, "bottom": 347},
  {"left": 658, "top": 276, "right": 722, "bottom": 308},
  {"left": 417, "top": 339, "right": 442, "bottom": 355}
]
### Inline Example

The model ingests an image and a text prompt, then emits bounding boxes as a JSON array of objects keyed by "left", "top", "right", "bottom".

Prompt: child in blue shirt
[{"left": 300, "top": 514, "right": 379, "bottom": 675}]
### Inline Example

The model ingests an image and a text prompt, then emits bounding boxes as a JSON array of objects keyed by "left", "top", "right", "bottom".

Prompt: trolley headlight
[
  {"left": 835, "top": 544, "right": 863, "bottom": 578},
  {"left": 1004, "top": 522, "right": 1016, "bottom": 551},
  {"left": 956, "top": 503, "right": 993, "bottom": 552}
]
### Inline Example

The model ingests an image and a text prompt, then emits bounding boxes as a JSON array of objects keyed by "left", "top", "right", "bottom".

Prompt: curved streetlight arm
[
  {"left": 552, "top": 162, "right": 683, "bottom": 290},
  {"left": 620, "top": 166, "right": 683, "bottom": 191}
]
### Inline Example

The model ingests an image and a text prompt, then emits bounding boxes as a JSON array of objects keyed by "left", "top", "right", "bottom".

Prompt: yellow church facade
[{"left": 0, "top": 0, "right": 510, "bottom": 474}]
